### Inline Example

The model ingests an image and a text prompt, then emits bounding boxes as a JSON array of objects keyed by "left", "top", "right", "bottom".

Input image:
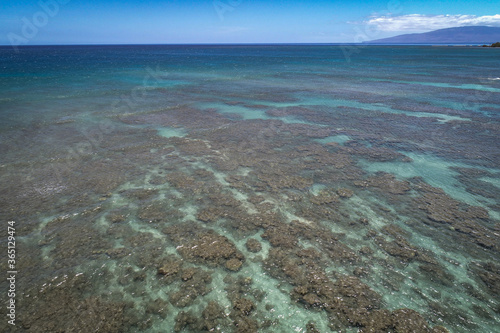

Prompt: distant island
[
  {"left": 483, "top": 42, "right": 500, "bottom": 47},
  {"left": 365, "top": 26, "right": 500, "bottom": 45}
]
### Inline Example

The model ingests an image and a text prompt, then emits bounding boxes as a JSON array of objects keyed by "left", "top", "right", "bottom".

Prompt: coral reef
[
  {"left": 163, "top": 224, "right": 245, "bottom": 269},
  {"left": 17, "top": 275, "right": 125, "bottom": 333},
  {"left": 245, "top": 238, "right": 262, "bottom": 253},
  {"left": 8, "top": 55, "right": 500, "bottom": 332}
]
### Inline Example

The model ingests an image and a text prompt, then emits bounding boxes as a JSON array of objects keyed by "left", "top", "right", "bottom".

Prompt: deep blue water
[{"left": 1, "top": 45, "right": 499, "bottom": 332}]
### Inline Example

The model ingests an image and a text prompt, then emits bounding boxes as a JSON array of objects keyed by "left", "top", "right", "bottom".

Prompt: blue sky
[{"left": 1, "top": 0, "right": 499, "bottom": 45}]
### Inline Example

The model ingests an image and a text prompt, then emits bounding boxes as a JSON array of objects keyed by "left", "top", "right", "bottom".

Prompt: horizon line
[{"left": 0, "top": 42, "right": 491, "bottom": 47}]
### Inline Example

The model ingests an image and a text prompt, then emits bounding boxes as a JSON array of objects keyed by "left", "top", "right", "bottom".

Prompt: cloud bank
[{"left": 367, "top": 14, "right": 500, "bottom": 32}]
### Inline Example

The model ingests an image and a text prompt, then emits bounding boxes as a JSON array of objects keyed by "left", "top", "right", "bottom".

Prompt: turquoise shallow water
[{"left": 0, "top": 45, "right": 499, "bottom": 332}]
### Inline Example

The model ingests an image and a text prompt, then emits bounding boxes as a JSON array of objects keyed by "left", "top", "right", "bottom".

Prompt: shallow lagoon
[{"left": 0, "top": 45, "right": 499, "bottom": 332}]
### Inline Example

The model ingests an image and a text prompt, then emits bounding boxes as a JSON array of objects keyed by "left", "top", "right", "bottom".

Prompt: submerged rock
[
  {"left": 138, "top": 201, "right": 169, "bottom": 223},
  {"left": 178, "top": 233, "right": 244, "bottom": 266},
  {"left": 310, "top": 189, "right": 340, "bottom": 205},
  {"left": 245, "top": 238, "right": 262, "bottom": 253},
  {"left": 197, "top": 206, "right": 225, "bottom": 223},
  {"left": 145, "top": 298, "right": 169, "bottom": 318},
  {"left": 261, "top": 224, "right": 299, "bottom": 249},
  {"left": 470, "top": 261, "right": 500, "bottom": 296},
  {"left": 169, "top": 267, "right": 212, "bottom": 308},
  {"left": 122, "top": 188, "right": 159, "bottom": 200},
  {"left": 174, "top": 311, "right": 199, "bottom": 332},
  {"left": 233, "top": 298, "right": 256, "bottom": 316},
  {"left": 18, "top": 275, "right": 125, "bottom": 333},
  {"left": 337, "top": 187, "right": 354, "bottom": 198},
  {"left": 392, "top": 308, "right": 431, "bottom": 333},
  {"left": 306, "top": 321, "right": 321, "bottom": 333},
  {"left": 106, "top": 208, "right": 129, "bottom": 223},
  {"left": 355, "top": 172, "right": 411, "bottom": 195},
  {"left": 164, "top": 224, "right": 245, "bottom": 268},
  {"left": 413, "top": 180, "right": 499, "bottom": 251},
  {"left": 201, "top": 301, "right": 227, "bottom": 331},
  {"left": 158, "top": 255, "right": 184, "bottom": 283},
  {"left": 226, "top": 258, "right": 244, "bottom": 271}
]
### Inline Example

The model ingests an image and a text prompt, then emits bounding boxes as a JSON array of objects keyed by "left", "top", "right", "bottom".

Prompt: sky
[{"left": 1, "top": 0, "right": 499, "bottom": 45}]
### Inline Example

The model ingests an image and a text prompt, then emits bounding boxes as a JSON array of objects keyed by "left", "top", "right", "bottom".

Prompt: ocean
[{"left": 1, "top": 45, "right": 499, "bottom": 332}]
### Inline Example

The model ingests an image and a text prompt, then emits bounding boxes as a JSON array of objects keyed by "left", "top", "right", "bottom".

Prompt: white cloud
[{"left": 367, "top": 14, "right": 500, "bottom": 32}]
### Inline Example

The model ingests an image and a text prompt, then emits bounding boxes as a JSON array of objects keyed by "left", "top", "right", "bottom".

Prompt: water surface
[{"left": 1, "top": 45, "right": 499, "bottom": 333}]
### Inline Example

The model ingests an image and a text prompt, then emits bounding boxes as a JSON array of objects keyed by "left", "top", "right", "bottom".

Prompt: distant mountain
[{"left": 365, "top": 26, "right": 500, "bottom": 44}]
